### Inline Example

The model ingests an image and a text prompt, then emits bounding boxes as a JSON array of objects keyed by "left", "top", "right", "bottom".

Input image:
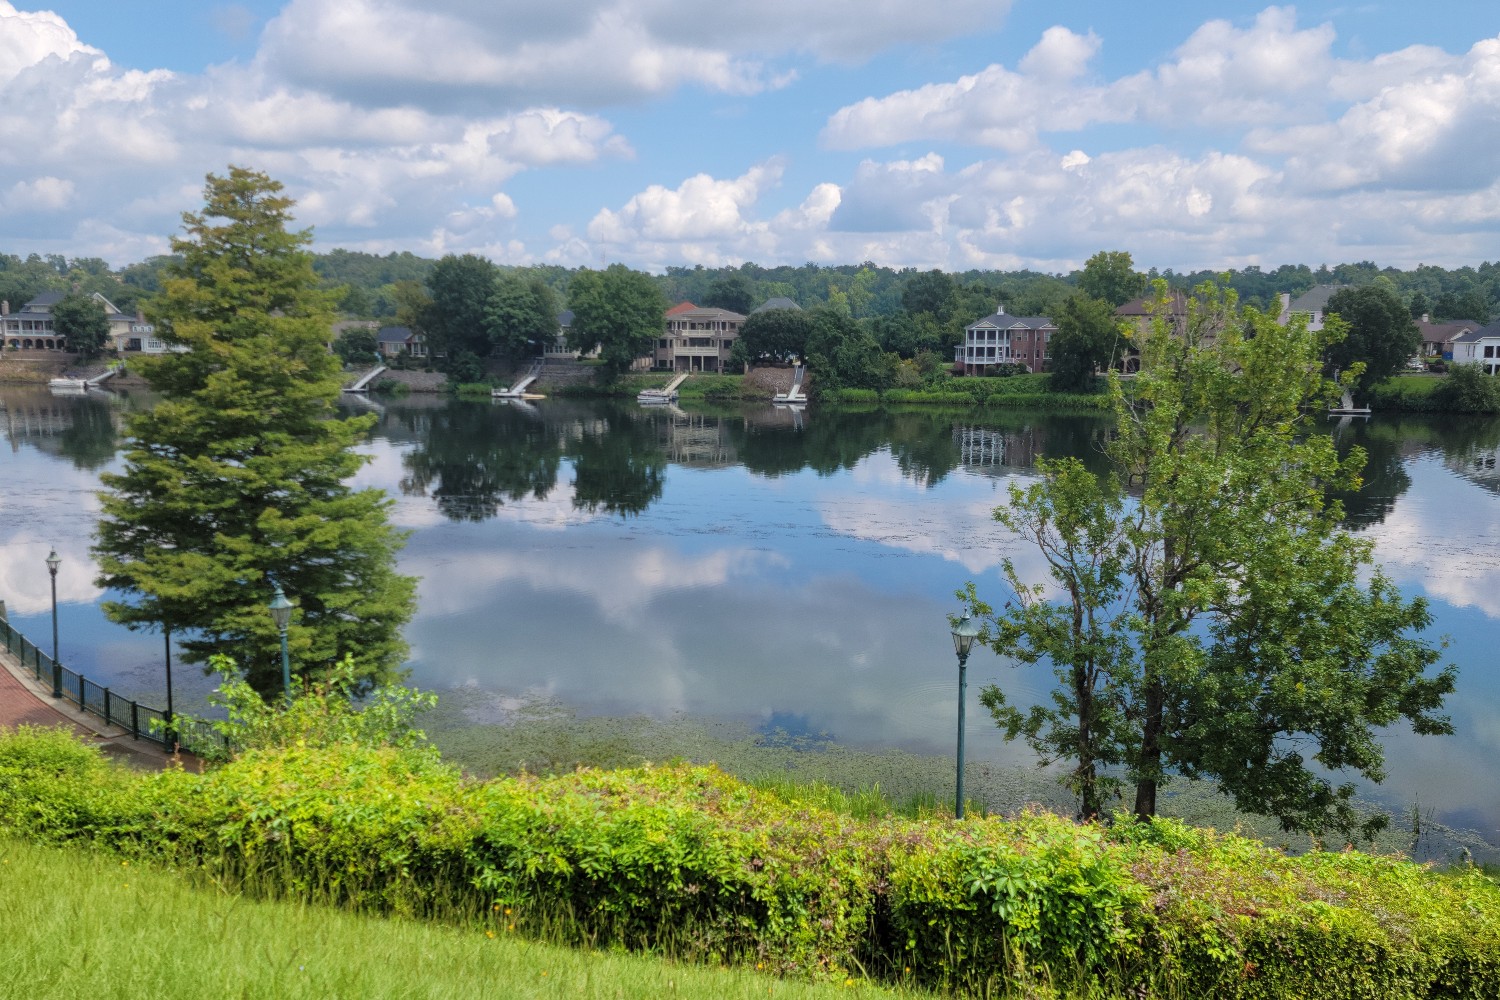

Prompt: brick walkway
[{"left": 0, "top": 641, "right": 201, "bottom": 772}]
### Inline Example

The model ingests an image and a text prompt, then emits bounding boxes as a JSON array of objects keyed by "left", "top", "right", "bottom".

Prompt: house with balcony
[
  {"left": 2, "top": 291, "right": 135, "bottom": 351},
  {"left": 649, "top": 304, "right": 745, "bottom": 373},
  {"left": 957, "top": 308, "right": 1057, "bottom": 375}
]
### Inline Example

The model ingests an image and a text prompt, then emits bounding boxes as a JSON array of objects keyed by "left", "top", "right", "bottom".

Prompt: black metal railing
[{"left": 0, "top": 617, "right": 223, "bottom": 755}]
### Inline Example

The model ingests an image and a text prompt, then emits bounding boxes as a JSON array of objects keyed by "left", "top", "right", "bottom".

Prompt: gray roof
[
  {"left": 1286, "top": 284, "right": 1346, "bottom": 313},
  {"left": 1450, "top": 321, "right": 1500, "bottom": 344},
  {"left": 668, "top": 306, "right": 747, "bottom": 321},
  {"left": 376, "top": 325, "right": 414, "bottom": 344},
  {"left": 753, "top": 297, "right": 801, "bottom": 313},
  {"left": 14, "top": 289, "right": 128, "bottom": 318},
  {"left": 967, "top": 311, "right": 1055, "bottom": 330},
  {"left": 1418, "top": 319, "right": 1481, "bottom": 342}
]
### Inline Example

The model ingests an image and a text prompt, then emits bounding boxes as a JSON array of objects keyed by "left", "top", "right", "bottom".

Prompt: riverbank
[
  {"left": 0, "top": 352, "right": 70, "bottom": 383},
  {"left": 420, "top": 693, "right": 1500, "bottom": 867}
]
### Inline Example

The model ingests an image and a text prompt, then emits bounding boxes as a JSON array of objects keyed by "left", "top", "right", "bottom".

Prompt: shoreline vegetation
[
  {"left": 8, "top": 353, "right": 1497, "bottom": 416},
  {"left": 425, "top": 369, "right": 1492, "bottom": 414},
  {"left": 417, "top": 698, "right": 1500, "bottom": 868},
  {"left": 1, "top": 723, "right": 1496, "bottom": 999}
]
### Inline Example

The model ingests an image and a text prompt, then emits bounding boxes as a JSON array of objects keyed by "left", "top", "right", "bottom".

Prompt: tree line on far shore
[{"left": 7, "top": 246, "right": 1497, "bottom": 381}]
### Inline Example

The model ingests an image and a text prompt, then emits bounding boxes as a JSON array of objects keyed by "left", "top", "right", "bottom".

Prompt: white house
[{"left": 1447, "top": 322, "right": 1500, "bottom": 373}]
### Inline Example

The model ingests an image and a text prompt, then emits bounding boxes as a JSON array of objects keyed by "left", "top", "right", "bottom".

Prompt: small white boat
[
  {"left": 48, "top": 377, "right": 88, "bottom": 391},
  {"left": 637, "top": 389, "right": 678, "bottom": 404}
]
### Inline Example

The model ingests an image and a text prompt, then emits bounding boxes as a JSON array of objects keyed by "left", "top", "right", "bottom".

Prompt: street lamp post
[
  {"left": 268, "top": 583, "right": 293, "bottom": 704},
  {"left": 46, "top": 549, "right": 61, "bottom": 698},
  {"left": 163, "top": 627, "right": 175, "bottom": 752},
  {"left": 950, "top": 613, "right": 982, "bottom": 820}
]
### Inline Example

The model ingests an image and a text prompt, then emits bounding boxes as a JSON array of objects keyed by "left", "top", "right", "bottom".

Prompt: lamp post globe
[
  {"left": 268, "top": 582, "right": 294, "bottom": 703},
  {"left": 950, "top": 613, "right": 982, "bottom": 820},
  {"left": 46, "top": 549, "right": 61, "bottom": 697}
]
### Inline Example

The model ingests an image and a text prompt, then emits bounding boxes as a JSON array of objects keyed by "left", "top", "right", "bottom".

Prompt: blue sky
[{"left": 2, "top": 1, "right": 1497, "bottom": 273}]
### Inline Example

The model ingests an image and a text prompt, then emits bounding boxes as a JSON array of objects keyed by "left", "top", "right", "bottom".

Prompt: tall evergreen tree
[{"left": 93, "top": 167, "right": 416, "bottom": 696}]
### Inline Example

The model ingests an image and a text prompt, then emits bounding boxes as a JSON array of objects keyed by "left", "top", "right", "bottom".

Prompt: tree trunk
[
  {"left": 1075, "top": 663, "right": 1100, "bottom": 821},
  {"left": 1134, "top": 678, "right": 1164, "bottom": 819}
]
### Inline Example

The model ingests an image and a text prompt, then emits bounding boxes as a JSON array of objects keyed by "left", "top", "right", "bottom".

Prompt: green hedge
[{"left": 1, "top": 727, "right": 1496, "bottom": 997}]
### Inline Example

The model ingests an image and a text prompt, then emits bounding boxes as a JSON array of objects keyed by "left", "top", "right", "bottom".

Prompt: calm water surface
[{"left": 1, "top": 386, "right": 1496, "bottom": 842}]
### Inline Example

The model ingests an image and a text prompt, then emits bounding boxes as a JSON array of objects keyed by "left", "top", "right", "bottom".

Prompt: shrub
[
  {"left": 1367, "top": 374, "right": 1445, "bottom": 412},
  {"left": 1431, "top": 364, "right": 1500, "bottom": 413},
  {"left": 1, "top": 729, "right": 1497, "bottom": 996},
  {"left": 0, "top": 725, "right": 165, "bottom": 846},
  {"left": 171, "top": 653, "right": 439, "bottom": 764},
  {"left": 370, "top": 378, "right": 410, "bottom": 397}
]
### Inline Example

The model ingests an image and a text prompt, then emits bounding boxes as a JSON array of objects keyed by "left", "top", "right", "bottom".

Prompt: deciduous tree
[
  {"left": 486, "top": 271, "right": 559, "bottom": 361},
  {"left": 1076, "top": 250, "right": 1144, "bottom": 307},
  {"left": 803, "top": 305, "right": 892, "bottom": 392},
  {"left": 1325, "top": 283, "right": 1421, "bottom": 395},
  {"left": 967, "top": 281, "right": 1454, "bottom": 837},
  {"left": 425, "top": 253, "right": 497, "bottom": 371},
  {"left": 567, "top": 264, "right": 667, "bottom": 381},
  {"left": 52, "top": 291, "right": 112, "bottom": 359},
  {"left": 332, "top": 326, "right": 378, "bottom": 366},
  {"left": 93, "top": 167, "right": 417, "bottom": 697},
  {"left": 1046, "top": 295, "right": 1122, "bottom": 392},
  {"left": 901, "top": 269, "right": 955, "bottom": 319},
  {"left": 703, "top": 274, "right": 754, "bottom": 315},
  {"left": 739, "top": 307, "right": 812, "bottom": 363}
]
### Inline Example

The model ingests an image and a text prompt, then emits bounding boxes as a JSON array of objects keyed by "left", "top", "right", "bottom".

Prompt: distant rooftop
[{"left": 753, "top": 296, "right": 801, "bottom": 313}]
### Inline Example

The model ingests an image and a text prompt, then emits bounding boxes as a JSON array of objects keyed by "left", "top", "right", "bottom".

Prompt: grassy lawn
[{"left": 0, "top": 838, "right": 930, "bottom": 1000}]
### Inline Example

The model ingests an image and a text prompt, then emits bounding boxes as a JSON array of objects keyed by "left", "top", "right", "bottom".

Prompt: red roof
[{"left": 665, "top": 301, "right": 697, "bottom": 316}]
